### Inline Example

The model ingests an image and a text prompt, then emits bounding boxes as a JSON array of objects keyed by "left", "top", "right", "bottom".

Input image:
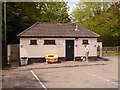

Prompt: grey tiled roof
[{"left": 17, "top": 23, "right": 100, "bottom": 38}]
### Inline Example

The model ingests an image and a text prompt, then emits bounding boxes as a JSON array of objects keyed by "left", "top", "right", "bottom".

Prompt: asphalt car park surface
[
  {"left": 2, "top": 70, "right": 44, "bottom": 89},
  {"left": 2, "top": 56, "right": 119, "bottom": 89}
]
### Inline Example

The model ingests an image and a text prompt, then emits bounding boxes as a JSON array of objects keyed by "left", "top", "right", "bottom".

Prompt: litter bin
[
  {"left": 45, "top": 54, "right": 58, "bottom": 63},
  {"left": 20, "top": 57, "right": 28, "bottom": 66}
]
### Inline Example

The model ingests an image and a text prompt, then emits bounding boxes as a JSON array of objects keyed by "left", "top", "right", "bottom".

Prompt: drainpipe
[{"left": 4, "top": 0, "right": 8, "bottom": 65}]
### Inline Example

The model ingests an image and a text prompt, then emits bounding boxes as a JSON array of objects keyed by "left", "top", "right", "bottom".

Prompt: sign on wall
[
  {"left": 38, "top": 39, "right": 44, "bottom": 44},
  {"left": 38, "top": 39, "right": 44, "bottom": 42},
  {"left": 56, "top": 40, "right": 64, "bottom": 46},
  {"left": 90, "top": 40, "right": 95, "bottom": 44}
]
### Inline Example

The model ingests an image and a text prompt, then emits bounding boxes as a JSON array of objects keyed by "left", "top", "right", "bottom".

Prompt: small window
[
  {"left": 82, "top": 40, "right": 89, "bottom": 44},
  {"left": 44, "top": 40, "right": 55, "bottom": 45},
  {"left": 30, "top": 40, "right": 37, "bottom": 45}
]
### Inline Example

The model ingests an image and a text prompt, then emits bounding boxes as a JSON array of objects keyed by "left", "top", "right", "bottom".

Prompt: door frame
[{"left": 65, "top": 40, "right": 74, "bottom": 61}]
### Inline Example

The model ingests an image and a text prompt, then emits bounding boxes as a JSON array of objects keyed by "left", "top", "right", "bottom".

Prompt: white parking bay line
[
  {"left": 30, "top": 70, "right": 48, "bottom": 90},
  {"left": 85, "top": 72, "right": 117, "bottom": 85}
]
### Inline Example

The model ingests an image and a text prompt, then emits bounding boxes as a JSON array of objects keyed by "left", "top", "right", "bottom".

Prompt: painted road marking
[
  {"left": 85, "top": 72, "right": 118, "bottom": 85},
  {"left": 30, "top": 70, "right": 48, "bottom": 90}
]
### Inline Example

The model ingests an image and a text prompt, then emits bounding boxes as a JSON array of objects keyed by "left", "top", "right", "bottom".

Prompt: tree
[
  {"left": 36, "top": 2, "right": 70, "bottom": 23},
  {"left": 72, "top": 2, "right": 120, "bottom": 46},
  {"left": 5, "top": 1, "right": 70, "bottom": 44},
  {"left": 2, "top": 1, "right": 70, "bottom": 65}
]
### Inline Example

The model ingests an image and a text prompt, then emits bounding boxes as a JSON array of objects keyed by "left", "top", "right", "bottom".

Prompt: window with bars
[
  {"left": 30, "top": 40, "right": 37, "bottom": 45},
  {"left": 44, "top": 40, "right": 55, "bottom": 45},
  {"left": 82, "top": 40, "right": 89, "bottom": 44}
]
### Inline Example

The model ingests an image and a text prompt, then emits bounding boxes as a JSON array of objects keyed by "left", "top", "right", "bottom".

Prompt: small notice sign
[
  {"left": 90, "top": 40, "right": 95, "bottom": 44},
  {"left": 56, "top": 40, "right": 64, "bottom": 46},
  {"left": 38, "top": 39, "right": 44, "bottom": 42}
]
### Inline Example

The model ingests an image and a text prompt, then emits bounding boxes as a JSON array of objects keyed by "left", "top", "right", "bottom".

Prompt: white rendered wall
[
  {"left": 20, "top": 38, "right": 97, "bottom": 58},
  {"left": 20, "top": 38, "right": 66, "bottom": 58},
  {"left": 75, "top": 38, "right": 97, "bottom": 57}
]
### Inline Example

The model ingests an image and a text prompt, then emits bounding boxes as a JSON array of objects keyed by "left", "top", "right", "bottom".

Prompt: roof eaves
[{"left": 18, "top": 35, "right": 100, "bottom": 38}]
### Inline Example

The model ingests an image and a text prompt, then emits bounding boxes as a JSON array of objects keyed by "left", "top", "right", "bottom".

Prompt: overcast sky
[{"left": 64, "top": 0, "right": 79, "bottom": 15}]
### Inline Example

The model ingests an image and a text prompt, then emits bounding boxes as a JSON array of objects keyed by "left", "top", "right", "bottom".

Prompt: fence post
[{"left": 105, "top": 48, "right": 107, "bottom": 53}]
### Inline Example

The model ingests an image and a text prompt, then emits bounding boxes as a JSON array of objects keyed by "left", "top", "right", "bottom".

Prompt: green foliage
[
  {"left": 36, "top": 2, "right": 70, "bottom": 23},
  {"left": 4, "top": 2, "right": 70, "bottom": 44},
  {"left": 72, "top": 2, "right": 120, "bottom": 46},
  {"left": 102, "top": 51, "right": 119, "bottom": 56}
]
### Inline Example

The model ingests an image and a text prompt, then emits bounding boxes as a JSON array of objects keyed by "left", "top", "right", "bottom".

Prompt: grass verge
[{"left": 102, "top": 51, "right": 119, "bottom": 56}]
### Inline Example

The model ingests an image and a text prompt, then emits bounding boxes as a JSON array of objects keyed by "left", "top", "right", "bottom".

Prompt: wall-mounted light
[{"left": 20, "top": 45, "right": 23, "bottom": 48}]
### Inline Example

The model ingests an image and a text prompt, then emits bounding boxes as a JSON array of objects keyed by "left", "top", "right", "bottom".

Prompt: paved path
[
  {"left": 2, "top": 56, "right": 119, "bottom": 89},
  {"left": 32, "top": 56, "right": 118, "bottom": 88},
  {"left": 3, "top": 59, "right": 107, "bottom": 71}
]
